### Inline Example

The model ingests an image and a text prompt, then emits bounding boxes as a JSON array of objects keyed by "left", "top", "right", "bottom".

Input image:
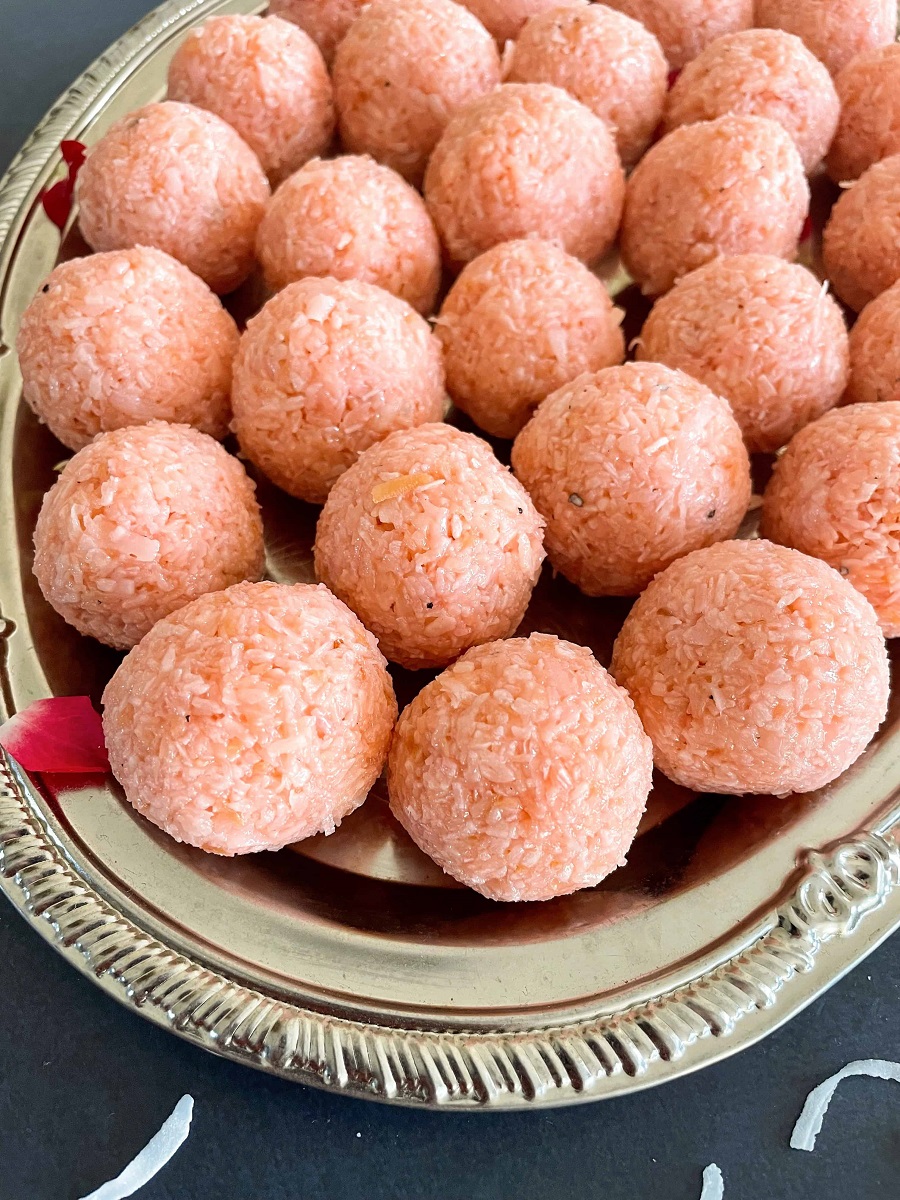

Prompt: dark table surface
[{"left": 1, "top": 4, "right": 899, "bottom": 1198}]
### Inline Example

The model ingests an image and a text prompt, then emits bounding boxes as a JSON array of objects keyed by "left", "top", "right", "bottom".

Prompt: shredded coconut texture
[
  {"left": 424, "top": 83, "right": 625, "bottom": 268},
  {"left": 102, "top": 582, "right": 397, "bottom": 855},
  {"left": 333, "top": 0, "right": 501, "bottom": 185},
  {"left": 790, "top": 1060, "right": 900, "bottom": 1152},
  {"left": 699, "top": 1164, "right": 724, "bottom": 1200},
  {"left": 33, "top": 422, "right": 265, "bottom": 650},
  {"left": 388, "top": 634, "right": 653, "bottom": 901},
  {"left": 637, "top": 254, "right": 849, "bottom": 453},
  {"left": 458, "top": 0, "right": 580, "bottom": 43},
  {"left": 846, "top": 278, "right": 900, "bottom": 406},
  {"left": 267, "top": 0, "right": 363, "bottom": 65},
  {"left": 603, "top": 0, "right": 753, "bottom": 70},
  {"left": 762, "top": 403, "right": 900, "bottom": 638},
  {"left": 511, "top": 362, "right": 751, "bottom": 596},
  {"left": 76, "top": 102, "right": 269, "bottom": 295},
  {"left": 828, "top": 44, "right": 900, "bottom": 183},
  {"left": 611, "top": 539, "right": 890, "bottom": 796},
  {"left": 255, "top": 155, "right": 441, "bottom": 315},
  {"left": 78, "top": 1095, "right": 194, "bottom": 1200},
  {"left": 16, "top": 247, "right": 238, "bottom": 450},
  {"left": 755, "top": 0, "right": 897, "bottom": 78},
  {"left": 507, "top": 2, "right": 668, "bottom": 167},
  {"left": 232, "top": 277, "right": 446, "bottom": 503},
  {"left": 621, "top": 114, "right": 809, "bottom": 296},
  {"left": 822, "top": 153, "right": 900, "bottom": 311},
  {"left": 167, "top": 15, "right": 333, "bottom": 186},
  {"left": 664, "top": 29, "right": 838, "bottom": 173},
  {"left": 315, "top": 423, "right": 546, "bottom": 669},
  {"left": 436, "top": 238, "right": 625, "bottom": 439}
]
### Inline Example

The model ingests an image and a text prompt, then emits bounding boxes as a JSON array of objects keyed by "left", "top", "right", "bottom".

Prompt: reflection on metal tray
[{"left": 0, "top": 0, "right": 898, "bottom": 1110}]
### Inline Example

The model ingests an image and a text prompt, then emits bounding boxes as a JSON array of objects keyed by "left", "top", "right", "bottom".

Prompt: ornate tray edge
[
  {"left": 1, "top": 751, "right": 898, "bottom": 1109},
  {"left": 1, "top": 0, "right": 899, "bottom": 1110}
]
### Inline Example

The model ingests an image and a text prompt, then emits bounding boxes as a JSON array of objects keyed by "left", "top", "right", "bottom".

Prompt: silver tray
[{"left": 0, "top": 0, "right": 899, "bottom": 1111}]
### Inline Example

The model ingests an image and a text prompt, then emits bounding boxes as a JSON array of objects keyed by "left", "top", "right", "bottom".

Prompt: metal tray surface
[{"left": 0, "top": 0, "right": 898, "bottom": 1110}]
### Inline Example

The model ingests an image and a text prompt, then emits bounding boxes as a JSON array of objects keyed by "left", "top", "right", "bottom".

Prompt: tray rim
[{"left": 1, "top": 0, "right": 899, "bottom": 1110}]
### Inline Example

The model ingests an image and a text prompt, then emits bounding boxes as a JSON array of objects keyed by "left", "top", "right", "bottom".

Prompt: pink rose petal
[{"left": 0, "top": 696, "right": 109, "bottom": 773}]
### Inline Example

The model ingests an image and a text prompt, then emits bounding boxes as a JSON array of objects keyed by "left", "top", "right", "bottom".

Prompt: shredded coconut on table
[
  {"left": 790, "top": 1059, "right": 900, "bottom": 1152},
  {"left": 78, "top": 1095, "right": 194, "bottom": 1200},
  {"left": 699, "top": 1163, "right": 724, "bottom": 1199}
]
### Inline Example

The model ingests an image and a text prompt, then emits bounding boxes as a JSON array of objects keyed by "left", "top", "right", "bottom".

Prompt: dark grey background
[{"left": 1, "top": 3, "right": 898, "bottom": 1197}]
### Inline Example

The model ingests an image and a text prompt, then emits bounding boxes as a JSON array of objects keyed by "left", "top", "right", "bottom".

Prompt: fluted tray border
[{"left": 1, "top": 0, "right": 900, "bottom": 1109}]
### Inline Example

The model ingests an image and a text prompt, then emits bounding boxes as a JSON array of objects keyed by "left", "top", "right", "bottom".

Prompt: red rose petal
[
  {"left": 40, "top": 177, "right": 74, "bottom": 231},
  {"left": 40, "top": 140, "right": 87, "bottom": 231},
  {"left": 60, "top": 139, "right": 86, "bottom": 168},
  {"left": 0, "top": 696, "right": 109, "bottom": 774},
  {"left": 667, "top": 69, "right": 681, "bottom": 90}
]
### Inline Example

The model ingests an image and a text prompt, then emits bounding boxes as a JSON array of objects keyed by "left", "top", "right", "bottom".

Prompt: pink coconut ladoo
[
  {"left": 314, "top": 423, "right": 546, "bottom": 669},
  {"left": 457, "top": 0, "right": 581, "bottom": 43},
  {"left": 75, "top": 102, "right": 270, "bottom": 295},
  {"left": 827, "top": 44, "right": 900, "bottom": 183},
  {"left": 636, "top": 255, "right": 849, "bottom": 453},
  {"left": 761, "top": 403, "right": 900, "bottom": 639},
  {"left": 333, "top": 0, "right": 501, "bottom": 185},
  {"left": 102, "top": 582, "right": 398, "bottom": 855},
  {"left": 387, "top": 634, "right": 653, "bottom": 902},
  {"left": 167, "top": 14, "right": 334, "bottom": 186},
  {"left": 621, "top": 114, "right": 809, "bottom": 296},
  {"left": 846, "top": 280, "right": 900, "bottom": 406},
  {"left": 33, "top": 423, "right": 265, "bottom": 650},
  {"left": 507, "top": 3, "right": 668, "bottom": 168},
  {"left": 435, "top": 239, "right": 625, "bottom": 439},
  {"left": 611, "top": 540, "right": 890, "bottom": 796},
  {"left": 424, "top": 83, "right": 625, "bottom": 268},
  {"left": 664, "top": 29, "right": 839, "bottom": 174},
  {"left": 602, "top": 0, "right": 753, "bottom": 70},
  {"left": 16, "top": 247, "right": 239, "bottom": 451},
  {"left": 232, "top": 277, "right": 446, "bottom": 504},
  {"left": 755, "top": 0, "right": 897, "bottom": 78},
  {"left": 822, "top": 154, "right": 900, "bottom": 312},
  {"left": 511, "top": 362, "right": 751, "bottom": 596},
  {"left": 267, "top": 0, "right": 364, "bottom": 66},
  {"left": 255, "top": 155, "right": 441, "bottom": 315}
]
